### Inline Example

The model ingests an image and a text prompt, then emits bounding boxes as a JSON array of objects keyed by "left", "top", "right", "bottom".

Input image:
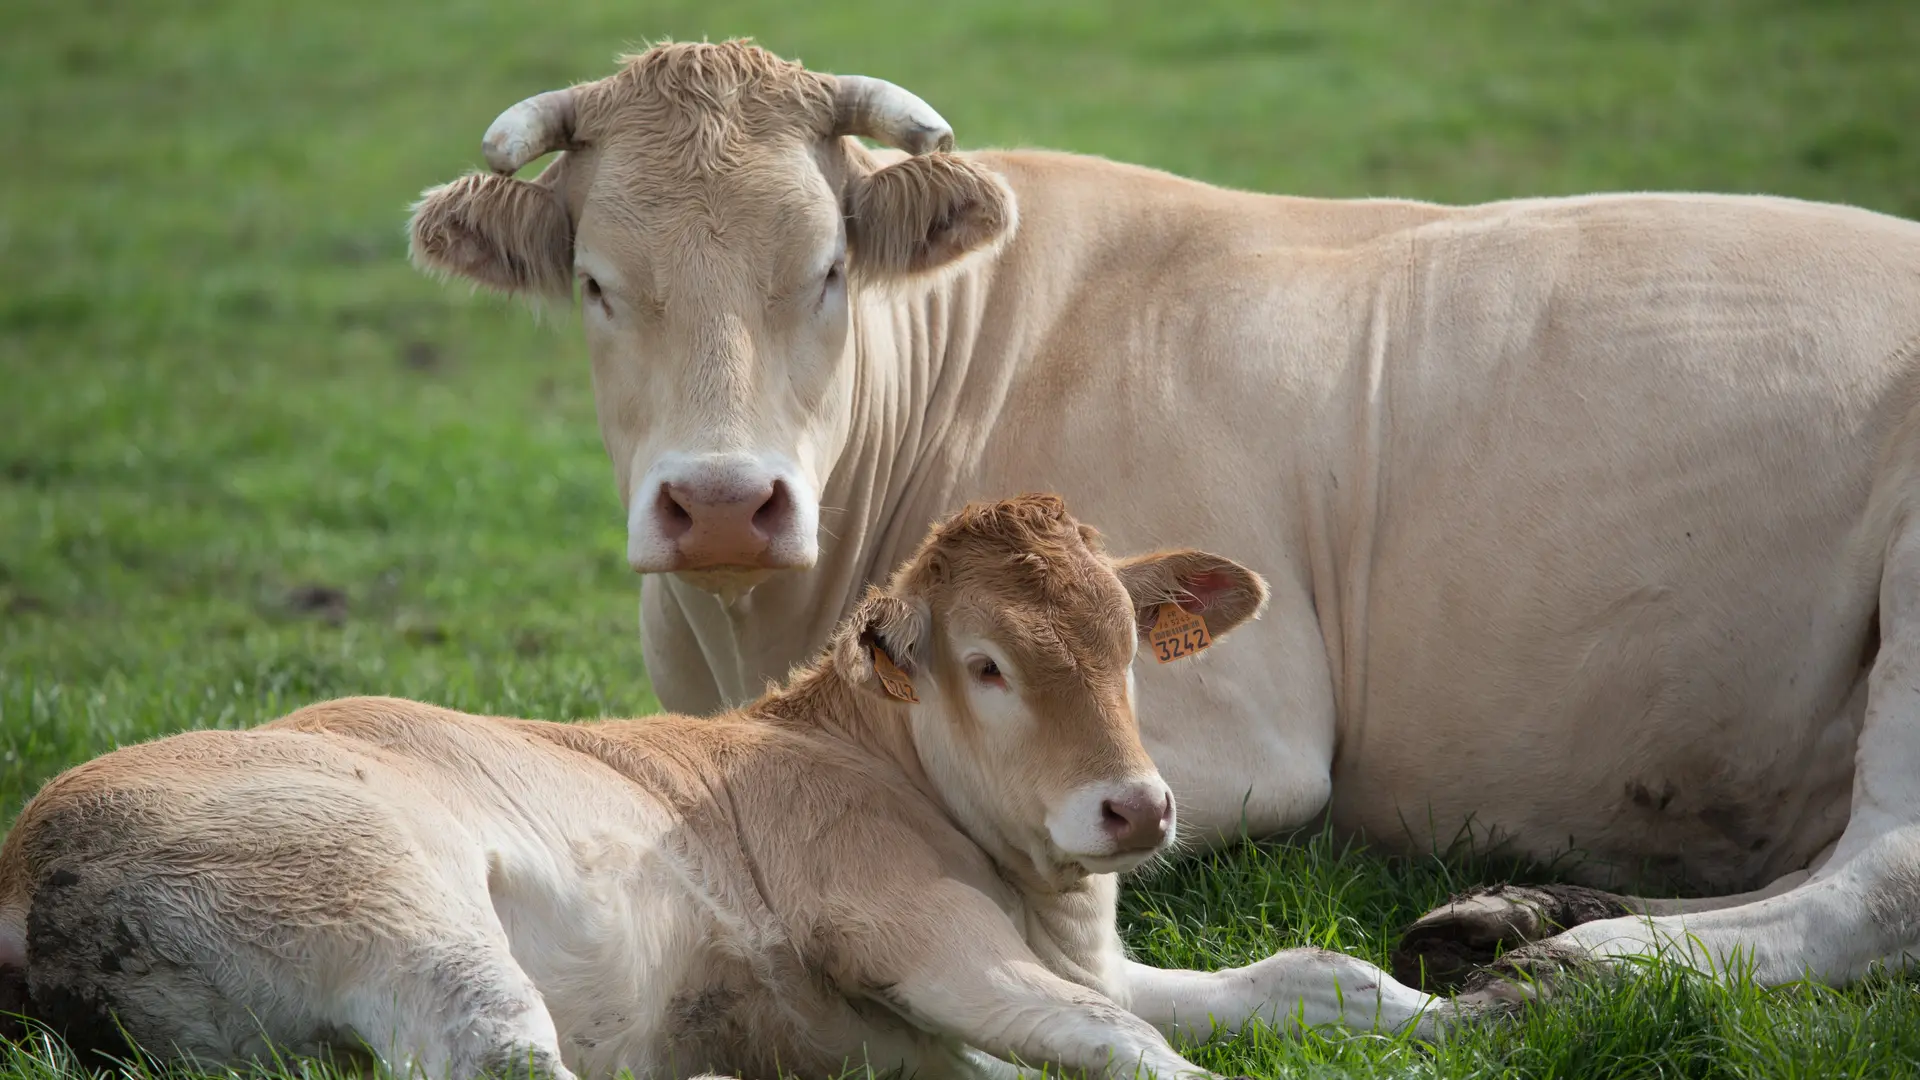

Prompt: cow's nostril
[
  {"left": 753, "top": 478, "right": 793, "bottom": 537},
  {"left": 1100, "top": 799, "right": 1130, "bottom": 833},
  {"left": 658, "top": 484, "right": 693, "bottom": 540}
]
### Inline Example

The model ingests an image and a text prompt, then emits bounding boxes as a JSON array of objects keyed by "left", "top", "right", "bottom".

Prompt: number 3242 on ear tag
[
  {"left": 1149, "top": 603, "right": 1212, "bottom": 664},
  {"left": 871, "top": 646, "right": 919, "bottom": 703}
]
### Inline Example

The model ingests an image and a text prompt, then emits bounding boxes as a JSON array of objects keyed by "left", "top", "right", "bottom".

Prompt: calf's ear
[
  {"left": 408, "top": 167, "right": 574, "bottom": 299},
  {"left": 1112, "top": 550, "right": 1269, "bottom": 642},
  {"left": 846, "top": 154, "right": 1016, "bottom": 279},
  {"left": 831, "top": 587, "right": 932, "bottom": 704}
]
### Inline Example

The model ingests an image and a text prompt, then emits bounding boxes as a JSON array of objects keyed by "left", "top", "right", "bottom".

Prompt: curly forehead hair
[
  {"left": 900, "top": 494, "right": 1109, "bottom": 594},
  {"left": 574, "top": 39, "right": 837, "bottom": 161}
]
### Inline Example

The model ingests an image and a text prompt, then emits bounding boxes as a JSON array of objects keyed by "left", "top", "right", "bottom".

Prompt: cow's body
[
  {"left": 407, "top": 40, "right": 1920, "bottom": 1000},
  {"left": 652, "top": 152, "right": 1920, "bottom": 894}
]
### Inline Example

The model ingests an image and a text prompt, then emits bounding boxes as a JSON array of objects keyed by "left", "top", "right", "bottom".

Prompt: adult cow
[{"left": 410, "top": 40, "right": 1920, "bottom": 990}]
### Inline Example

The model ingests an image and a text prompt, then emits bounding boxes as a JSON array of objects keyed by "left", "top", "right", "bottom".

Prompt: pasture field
[{"left": 6, "top": 0, "right": 1920, "bottom": 1076}]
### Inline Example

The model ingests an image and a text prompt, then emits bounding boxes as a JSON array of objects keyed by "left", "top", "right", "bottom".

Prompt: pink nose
[
  {"left": 1100, "top": 790, "right": 1173, "bottom": 854},
  {"left": 653, "top": 476, "right": 797, "bottom": 569}
]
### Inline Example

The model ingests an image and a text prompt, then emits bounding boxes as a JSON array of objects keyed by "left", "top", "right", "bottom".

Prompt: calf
[{"left": 0, "top": 496, "right": 1445, "bottom": 1079}]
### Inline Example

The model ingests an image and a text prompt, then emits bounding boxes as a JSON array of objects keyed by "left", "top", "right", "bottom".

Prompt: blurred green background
[{"left": 5, "top": 2, "right": 1920, "bottom": 1074}]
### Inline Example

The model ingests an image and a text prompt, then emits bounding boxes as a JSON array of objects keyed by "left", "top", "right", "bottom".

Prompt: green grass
[{"left": 5, "top": 0, "right": 1920, "bottom": 1076}]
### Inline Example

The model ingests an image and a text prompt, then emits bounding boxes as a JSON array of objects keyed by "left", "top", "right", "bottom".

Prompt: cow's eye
[
  {"left": 968, "top": 656, "right": 1006, "bottom": 689},
  {"left": 820, "top": 259, "right": 844, "bottom": 299},
  {"left": 580, "top": 275, "right": 605, "bottom": 307}
]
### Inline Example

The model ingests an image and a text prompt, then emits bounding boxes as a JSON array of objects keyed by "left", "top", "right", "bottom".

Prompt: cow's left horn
[
  {"left": 831, "top": 75, "right": 953, "bottom": 155},
  {"left": 482, "top": 88, "right": 577, "bottom": 175}
]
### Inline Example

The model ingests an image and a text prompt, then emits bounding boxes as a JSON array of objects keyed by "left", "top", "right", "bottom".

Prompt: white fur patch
[{"left": 1045, "top": 775, "right": 1173, "bottom": 869}]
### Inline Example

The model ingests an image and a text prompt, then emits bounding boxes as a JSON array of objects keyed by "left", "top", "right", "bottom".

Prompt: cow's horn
[
  {"left": 832, "top": 75, "right": 954, "bottom": 155},
  {"left": 482, "top": 88, "right": 577, "bottom": 175}
]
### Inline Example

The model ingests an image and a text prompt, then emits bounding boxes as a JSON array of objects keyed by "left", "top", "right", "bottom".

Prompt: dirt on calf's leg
[
  {"left": 22, "top": 867, "right": 159, "bottom": 1065},
  {"left": 1392, "top": 883, "right": 1631, "bottom": 993}
]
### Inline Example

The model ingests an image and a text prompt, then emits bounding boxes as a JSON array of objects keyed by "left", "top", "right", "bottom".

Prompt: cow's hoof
[
  {"left": 1453, "top": 971, "right": 1539, "bottom": 1015},
  {"left": 1392, "top": 883, "right": 1629, "bottom": 992},
  {"left": 1453, "top": 940, "right": 1587, "bottom": 1010},
  {"left": 1448, "top": 977, "right": 1535, "bottom": 1021},
  {"left": 1416, "top": 985, "right": 1529, "bottom": 1040}
]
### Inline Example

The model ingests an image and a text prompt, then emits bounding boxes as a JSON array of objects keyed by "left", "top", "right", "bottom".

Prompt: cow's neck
[{"left": 690, "top": 261, "right": 1001, "bottom": 702}]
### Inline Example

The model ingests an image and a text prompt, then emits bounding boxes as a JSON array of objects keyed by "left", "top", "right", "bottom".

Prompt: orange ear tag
[
  {"left": 1149, "top": 603, "right": 1212, "bottom": 664},
  {"left": 871, "top": 645, "right": 919, "bottom": 703}
]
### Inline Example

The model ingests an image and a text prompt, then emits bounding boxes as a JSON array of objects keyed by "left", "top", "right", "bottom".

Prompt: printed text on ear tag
[
  {"left": 1150, "top": 603, "right": 1212, "bottom": 664},
  {"left": 871, "top": 645, "right": 919, "bottom": 703}
]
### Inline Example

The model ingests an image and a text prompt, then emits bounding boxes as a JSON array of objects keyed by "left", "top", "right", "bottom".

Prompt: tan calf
[{"left": 0, "top": 496, "right": 1444, "bottom": 1080}]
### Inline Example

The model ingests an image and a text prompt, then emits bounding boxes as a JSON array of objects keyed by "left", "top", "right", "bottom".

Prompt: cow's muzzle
[{"left": 627, "top": 453, "right": 819, "bottom": 584}]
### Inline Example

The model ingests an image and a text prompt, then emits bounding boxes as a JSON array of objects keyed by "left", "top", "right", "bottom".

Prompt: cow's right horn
[
  {"left": 832, "top": 75, "right": 954, "bottom": 156},
  {"left": 482, "top": 88, "right": 577, "bottom": 175}
]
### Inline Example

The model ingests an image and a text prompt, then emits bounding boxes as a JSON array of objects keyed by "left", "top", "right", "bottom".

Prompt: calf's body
[
  {"left": 0, "top": 498, "right": 1441, "bottom": 1079},
  {"left": 6, "top": 700, "right": 1003, "bottom": 1077}
]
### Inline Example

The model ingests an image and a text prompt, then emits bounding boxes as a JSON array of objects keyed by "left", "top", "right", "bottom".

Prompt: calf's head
[
  {"left": 409, "top": 41, "right": 1014, "bottom": 595},
  {"left": 827, "top": 494, "right": 1267, "bottom": 879}
]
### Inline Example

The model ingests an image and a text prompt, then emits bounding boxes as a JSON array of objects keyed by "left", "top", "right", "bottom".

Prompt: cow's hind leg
[
  {"left": 1447, "top": 523, "right": 1920, "bottom": 996},
  {"left": 1391, "top": 871, "right": 1819, "bottom": 992}
]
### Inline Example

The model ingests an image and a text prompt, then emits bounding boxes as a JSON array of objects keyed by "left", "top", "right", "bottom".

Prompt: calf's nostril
[{"left": 1096, "top": 789, "right": 1172, "bottom": 852}]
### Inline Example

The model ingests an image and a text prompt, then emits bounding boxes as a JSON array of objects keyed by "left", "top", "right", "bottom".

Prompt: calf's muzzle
[{"left": 1101, "top": 788, "right": 1174, "bottom": 854}]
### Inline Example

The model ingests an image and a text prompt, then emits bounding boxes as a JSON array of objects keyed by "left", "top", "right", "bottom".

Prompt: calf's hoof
[{"left": 1392, "top": 883, "right": 1628, "bottom": 992}]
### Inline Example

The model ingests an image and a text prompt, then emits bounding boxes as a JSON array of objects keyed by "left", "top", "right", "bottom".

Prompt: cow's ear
[
  {"left": 831, "top": 587, "right": 931, "bottom": 704},
  {"left": 1112, "top": 550, "right": 1269, "bottom": 643},
  {"left": 408, "top": 168, "right": 574, "bottom": 298},
  {"left": 846, "top": 153, "right": 1016, "bottom": 279}
]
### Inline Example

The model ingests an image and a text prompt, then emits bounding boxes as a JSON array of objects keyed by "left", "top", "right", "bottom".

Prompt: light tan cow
[
  {"left": 405, "top": 39, "right": 1920, "bottom": 994},
  {"left": 0, "top": 496, "right": 1449, "bottom": 1079}
]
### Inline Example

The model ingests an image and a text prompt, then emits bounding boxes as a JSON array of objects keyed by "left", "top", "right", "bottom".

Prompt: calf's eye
[{"left": 969, "top": 656, "right": 1006, "bottom": 688}]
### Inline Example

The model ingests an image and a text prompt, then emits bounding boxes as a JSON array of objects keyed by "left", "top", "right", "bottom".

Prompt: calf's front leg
[
  {"left": 858, "top": 883, "right": 1212, "bottom": 1079},
  {"left": 1121, "top": 948, "right": 1450, "bottom": 1044}
]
